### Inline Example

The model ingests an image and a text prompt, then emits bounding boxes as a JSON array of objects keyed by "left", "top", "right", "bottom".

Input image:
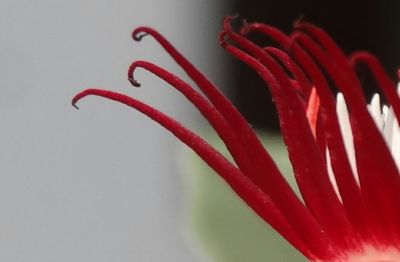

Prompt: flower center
[{"left": 328, "top": 244, "right": 400, "bottom": 262}]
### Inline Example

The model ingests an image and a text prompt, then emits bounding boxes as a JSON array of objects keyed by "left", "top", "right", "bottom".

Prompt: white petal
[
  {"left": 382, "top": 105, "right": 389, "bottom": 124},
  {"left": 336, "top": 93, "right": 360, "bottom": 185},
  {"left": 390, "top": 107, "right": 400, "bottom": 169},
  {"left": 368, "top": 94, "right": 383, "bottom": 130},
  {"left": 383, "top": 108, "right": 395, "bottom": 148},
  {"left": 326, "top": 148, "right": 342, "bottom": 202}
]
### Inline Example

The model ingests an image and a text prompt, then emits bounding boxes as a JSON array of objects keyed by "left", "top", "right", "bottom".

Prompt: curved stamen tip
[
  {"left": 223, "top": 14, "right": 240, "bottom": 25},
  {"left": 223, "top": 14, "right": 240, "bottom": 31},
  {"left": 71, "top": 90, "right": 93, "bottom": 110},
  {"left": 219, "top": 31, "right": 231, "bottom": 46},
  {"left": 239, "top": 21, "right": 253, "bottom": 35},
  {"left": 293, "top": 15, "right": 306, "bottom": 28},
  {"left": 131, "top": 27, "right": 149, "bottom": 41},
  {"left": 71, "top": 96, "right": 81, "bottom": 110},
  {"left": 72, "top": 102, "right": 80, "bottom": 110},
  {"left": 128, "top": 77, "right": 141, "bottom": 87}
]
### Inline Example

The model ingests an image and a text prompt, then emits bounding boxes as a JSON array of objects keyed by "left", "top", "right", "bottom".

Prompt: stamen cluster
[{"left": 73, "top": 17, "right": 400, "bottom": 261}]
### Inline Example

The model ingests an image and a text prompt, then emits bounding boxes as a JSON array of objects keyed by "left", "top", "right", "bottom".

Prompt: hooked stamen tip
[
  {"left": 128, "top": 77, "right": 141, "bottom": 87},
  {"left": 218, "top": 32, "right": 229, "bottom": 46},
  {"left": 72, "top": 101, "right": 80, "bottom": 110},
  {"left": 223, "top": 14, "right": 241, "bottom": 31},
  {"left": 239, "top": 21, "right": 251, "bottom": 35},
  {"left": 224, "top": 14, "right": 240, "bottom": 22},
  {"left": 132, "top": 30, "right": 149, "bottom": 41},
  {"left": 293, "top": 15, "right": 305, "bottom": 28}
]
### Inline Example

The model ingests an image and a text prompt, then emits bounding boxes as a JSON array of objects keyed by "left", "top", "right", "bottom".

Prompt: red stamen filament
[{"left": 72, "top": 88, "right": 312, "bottom": 258}]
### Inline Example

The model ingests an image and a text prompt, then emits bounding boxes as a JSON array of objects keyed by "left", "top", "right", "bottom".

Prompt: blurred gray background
[{"left": 0, "top": 0, "right": 231, "bottom": 261}]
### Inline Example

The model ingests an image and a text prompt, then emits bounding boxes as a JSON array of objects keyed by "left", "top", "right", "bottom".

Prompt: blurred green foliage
[{"left": 181, "top": 132, "right": 307, "bottom": 262}]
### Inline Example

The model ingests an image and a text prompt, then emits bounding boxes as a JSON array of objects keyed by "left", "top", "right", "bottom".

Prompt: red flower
[{"left": 73, "top": 17, "right": 400, "bottom": 261}]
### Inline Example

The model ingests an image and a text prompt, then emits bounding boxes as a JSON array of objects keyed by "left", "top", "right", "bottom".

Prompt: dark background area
[{"left": 231, "top": 1, "right": 400, "bottom": 130}]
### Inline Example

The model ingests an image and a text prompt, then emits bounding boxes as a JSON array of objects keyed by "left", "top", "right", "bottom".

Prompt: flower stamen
[{"left": 74, "top": 17, "right": 400, "bottom": 261}]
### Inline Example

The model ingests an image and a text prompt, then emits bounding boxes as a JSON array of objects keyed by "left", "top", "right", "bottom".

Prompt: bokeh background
[
  {"left": 1, "top": 0, "right": 400, "bottom": 261},
  {"left": 1, "top": 0, "right": 229, "bottom": 261}
]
